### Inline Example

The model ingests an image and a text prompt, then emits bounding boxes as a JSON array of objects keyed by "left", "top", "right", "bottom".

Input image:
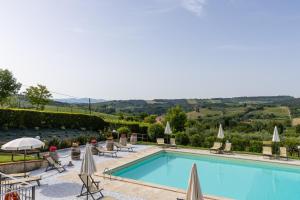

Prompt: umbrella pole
[
  {"left": 87, "top": 175, "right": 88, "bottom": 200},
  {"left": 24, "top": 150, "right": 26, "bottom": 177}
]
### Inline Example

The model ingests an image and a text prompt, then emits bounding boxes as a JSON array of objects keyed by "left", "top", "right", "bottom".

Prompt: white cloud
[{"left": 181, "top": 0, "right": 207, "bottom": 16}]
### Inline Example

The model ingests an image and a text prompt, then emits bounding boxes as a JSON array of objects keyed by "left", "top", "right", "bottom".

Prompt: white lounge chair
[
  {"left": 262, "top": 146, "right": 272, "bottom": 159},
  {"left": 78, "top": 174, "right": 104, "bottom": 200},
  {"left": 96, "top": 146, "right": 117, "bottom": 158},
  {"left": 114, "top": 142, "right": 134, "bottom": 152},
  {"left": 210, "top": 142, "right": 222, "bottom": 153},
  {"left": 45, "top": 156, "right": 66, "bottom": 173}
]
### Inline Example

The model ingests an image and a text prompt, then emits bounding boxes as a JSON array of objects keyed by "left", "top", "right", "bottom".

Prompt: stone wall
[{"left": 0, "top": 160, "right": 47, "bottom": 174}]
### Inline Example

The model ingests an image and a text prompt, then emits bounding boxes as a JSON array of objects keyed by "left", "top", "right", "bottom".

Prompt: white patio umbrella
[
  {"left": 165, "top": 121, "right": 172, "bottom": 143},
  {"left": 186, "top": 163, "right": 204, "bottom": 200},
  {"left": 1, "top": 137, "right": 45, "bottom": 151},
  {"left": 272, "top": 126, "right": 280, "bottom": 157},
  {"left": 80, "top": 143, "right": 97, "bottom": 200},
  {"left": 1, "top": 137, "right": 45, "bottom": 176},
  {"left": 217, "top": 124, "right": 224, "bottom": 139},
  {"left": 272, "top": 126, "right": 280, "bottom": 142}
]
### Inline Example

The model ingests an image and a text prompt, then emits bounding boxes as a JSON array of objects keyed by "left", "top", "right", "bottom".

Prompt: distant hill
[
  {"left": 90, "top": 96, "right": 296, "bottom": 116},
  {"left": 54, "top": 98, "right": 106, "bottom": 104}
]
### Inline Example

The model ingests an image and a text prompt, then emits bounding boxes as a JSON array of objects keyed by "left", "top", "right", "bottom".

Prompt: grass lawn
[
  {"left": 0, "top": 153, "right": 39, "bottom": 163},
  {"left": 262, "top": 106, "right": 290, "bottom": 119}
]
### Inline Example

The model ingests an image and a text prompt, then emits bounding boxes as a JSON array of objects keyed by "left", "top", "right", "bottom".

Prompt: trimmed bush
[
  {"left": 176, "top": 132, "right": 190, "bottom": 145},
  {"left": 231, "top": 137, "right": 249, "bottom": 151},
  {"left": 296, "top": 125, "right": 300, "bottom": 134},
  {"left": 190, "top": 134, "right": 204, "bottom": 147},
  {"left": 117, "top": 126, "right": 131, "bottom": 135},
  {"left": 203, "top": 136, "right": 216, "bottom": 148},
  {"left": 0, "top": 108, "right": 107, "bottom": 131},
  {"left": 105, "top": 119, "right": 149, "bottom": 134},
  {"left": 249, "top": 140, "right": 263, "bottom": 153},
  {"left": 147, "top": 123, "right": 164, "bottom": 141}
]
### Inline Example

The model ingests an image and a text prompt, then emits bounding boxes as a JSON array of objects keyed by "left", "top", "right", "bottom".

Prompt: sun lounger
[
  {"left": 262, "top": 146, "right": 272, "bottom": 159},
  {"left": 96, "top": 147, "right": 117, "bottom": 158},
  {"left": 45, "top": 156, "right": 66, "bottom": 173},
  {"left": 78, "top": 174, "right": 104, "bottom": 200},
  {"left": 157, "top": 138, "right": 165, "bottom": 146},
  {"left": 280, "top": 147, "right": 288, "bottom": 160},
  {"left": 114, "top": 142, "right": 134, "bottom": 152},
  {"left": 1, "top": 176, "right": 42, "bottom": 186},
  {"left": 8, "top": 172, "right": 30, "bottom": 178},
  {"left": 210, "top": 142, "right": 222, "bottom": 153},
  {"left": 0, "top": 172, "right": 30, "bottom": 180},
  {"left": 170, "top": 138, "right": 177, "bottom": 148},
  {"left": 223, "top": 143, "right": 232, "bottom": 154}
]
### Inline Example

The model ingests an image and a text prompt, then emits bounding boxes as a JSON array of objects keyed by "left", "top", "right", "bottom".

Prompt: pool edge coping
[
  {"left": 99, "top": 146, "right": 300, "bottom": 200},
  {"left": 99, "top": 148, "right": 231, "bottom": 200}
]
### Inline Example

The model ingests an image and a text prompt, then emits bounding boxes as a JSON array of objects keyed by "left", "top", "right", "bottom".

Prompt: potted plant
[
  {"left": 106, "top": 133, "right": 114, "bottom": 151},
  {"left": 130, "top": 133, "right": 138, "bottom": 145},
  {"left": 90, "top": 139, "right": 98, "bottom": 155},
  {"left": 71, "top": 142, "right": 81, "bottom": 160},
  {"left": 49, "top": 146, "right": 58, "bottom": 161},
  {"left": 117, "top": 126, "right": 130, "bottom": 146}
]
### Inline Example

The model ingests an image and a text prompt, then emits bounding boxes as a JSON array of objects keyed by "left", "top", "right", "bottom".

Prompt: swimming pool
[{"left": 112, "top": 151, "right": 300, "bottom": 200}]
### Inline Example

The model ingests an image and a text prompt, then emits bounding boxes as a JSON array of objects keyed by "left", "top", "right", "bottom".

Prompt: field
[
  {"left": 187, "top": 105, "right": 291, "bottom": 124},
  {"left": 0, "top": 153, "right": 38, "bottom": 163},
  {"left": 292, "top": 118, "right": 300, "bottom": 126},
  {"left": 44, "top": 105, "right": 119, "bottom": 121}
]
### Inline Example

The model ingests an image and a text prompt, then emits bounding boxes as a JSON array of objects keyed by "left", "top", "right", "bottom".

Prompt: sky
[{"left": 0, "top": 0, "right": 300, "bottom": 100}]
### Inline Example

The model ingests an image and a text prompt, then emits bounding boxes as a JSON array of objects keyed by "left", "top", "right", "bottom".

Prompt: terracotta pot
[
  {"left": 71, "top": 145, "right": 81, "bottom": 160},
  {"left": 119, "top": 134, "right": 127, "bottom": 146},
  {"left": 106, "top": 139, "right": 114, "bottom": 151},
  {"left": 130, "top": 133, "right": 137, "bottom": 145},
  {"left": 91, "top": 143, "right": 98, "bottom": 155}
]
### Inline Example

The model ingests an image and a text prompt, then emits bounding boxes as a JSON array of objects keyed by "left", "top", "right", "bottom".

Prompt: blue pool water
[{"left": 113, "top": 152, "right": 300, "bottom": 200}]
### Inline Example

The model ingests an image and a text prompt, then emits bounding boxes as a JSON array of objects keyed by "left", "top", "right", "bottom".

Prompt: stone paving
[{"left": 29, "top": 145, "right": 300, "bottom": 200}]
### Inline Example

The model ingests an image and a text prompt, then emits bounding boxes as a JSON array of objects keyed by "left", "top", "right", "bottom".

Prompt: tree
[
  {"left": 148, "top": 123, "right": 164, "bottom": 141},
  {"left": 0, "top": 69, "right": 21, "bottom": 106},
  {"left": 296, "top": 125, "right": 300, "bottom": 134},
  {"left": 144, "top": 114, "right": 157, "bottom": 124},
  {"left": 165, "top": 106, "right": 187, "bottom": 132},
  {"left": 25, "top": 84, "right": 52, "bottom": 110}
]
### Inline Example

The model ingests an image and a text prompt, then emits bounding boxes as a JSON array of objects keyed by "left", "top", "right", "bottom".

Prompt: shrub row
[
  {"left": 0, "top": 109, "right": 107, "bottom": 131},
  {"left": 105, "top": 119, "right": 149, "bottom": 134},
  {"left": 46, "top": 133, "right": 104, "bottom": 150},
  {"left": 174, "top": 131, "right": 300, "bottom": 155}
]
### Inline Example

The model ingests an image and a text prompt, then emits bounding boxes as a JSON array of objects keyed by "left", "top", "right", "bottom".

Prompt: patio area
[
  {"left": 31, "top": 144, "right": 152, "bottom": 200},
  {"left": 17, "top": 144, "right": 300, "bottom": 200}
]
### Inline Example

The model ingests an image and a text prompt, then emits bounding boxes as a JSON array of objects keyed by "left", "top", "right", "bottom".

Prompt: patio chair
[
  {"left": 45, "top": 156, "right": 66, "bottom": 173},
  {"left": 157, "top": 138, "right": 165, "bottom": 146},
  {"left": 280, "top": 147, "right": 288, "bottom": 160},
  {"left": 78, "top": 174, "right": 104, "bottom": 200},
  {"left": 114, "top": 142, "right": 135, "bottom": 152},
  {"left": 170, "top": 138, "right": 177, "bottom": 148},
  {"left": 210, "top": 142, "right": 222, "bottom": 153},
  {"left": 96, "top": 146, "right": 117, "bottom": 158},
  {"left": 1, "top": 176, "right": 42, "bottom": 186},
  {"left": 223, "top": 143, "right": 232, "bottom": 154},
  {"left": 262, "top": 146, "right": 272, "bottom": 159}
]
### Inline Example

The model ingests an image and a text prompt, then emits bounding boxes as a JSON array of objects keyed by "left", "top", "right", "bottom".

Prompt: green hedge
[
  {"left": 0, "top": 109, "right": 107, "bottom": 131},
  {"left": 105, "top": 119, "right": 149, "bottom": 134}
]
